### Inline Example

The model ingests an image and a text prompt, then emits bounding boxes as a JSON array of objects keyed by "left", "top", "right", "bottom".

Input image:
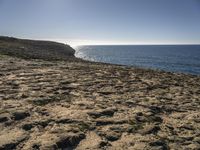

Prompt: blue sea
[{"left": 75, "top": 45, "right": 200, "bottom": 75}]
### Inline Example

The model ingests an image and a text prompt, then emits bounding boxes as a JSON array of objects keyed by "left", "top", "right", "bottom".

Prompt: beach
[{"left": 0, "top": 37, "right": 200, "bottom": 150}]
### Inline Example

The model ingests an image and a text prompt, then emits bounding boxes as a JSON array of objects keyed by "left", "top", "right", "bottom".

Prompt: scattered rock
[
  {"left": 180, "top": 124, "right": 194, "bottom": 130},
  {"left": 78, "top": 122, "right": 94, "bottom": 131},
  {"left": 87, "top": 108, "right": 116, "bottom": 118},
  {"left": 109, "top": 126, "right": 127, "bottom": 133},
  {"left": 32, "top": 143, "right": 41, "bottom": 149},
  {"left": 125, "top": 100, "right": 135, "bottom": 105},
  {"left": 0, "top": 113, "right": 9, "bottom": 123},
  {"left": 96, "top": 119, "right": 127, "bottom": 126},
  {"left": 96, "top": 120, "right": 114, "bottom": 126},
  {"left": 139, "top": 125, "right": 160, "bottom": 135},
  {"left": 114, "top": 100, "right": 122, "bottom": 104},
  {"left": 31, "top": 98, "right": 53, "bottom": 106},
  {"left": 105, "top": 131, "right": 121, "bottom": 141},
  {"left": 36, "top": 119, "right": 53, "bottom": 128},
  {"left": 56, "top": 132, "right": 85, "bottom": 149},
  {"left": 98, "top": 140, "right": 111, "bottom": 148},
  {"left": 98, "top": 91, "right": 114, "bottom": 95},
  {"left": 12, "top": 111, "right": 30, "bottom": 121},
  {"left": 21, "top": 93, "right": 28, "bottom": 99},
  {"left": 149, "top": 140, "right": 169, "bottom": 150},
  {"left": 22, "top": 123, "right": 33, "bottom": 131},
  {"left": 149, "top": 106, "right": 163, "bottom": 114},
  {"left": 148, "top": 115, "right": 163, "bottom": 123}
]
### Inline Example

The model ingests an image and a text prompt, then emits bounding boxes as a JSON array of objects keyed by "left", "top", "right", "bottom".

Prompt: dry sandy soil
[{"left": 0, "top": 54, "right": 200, "bottom": 150}]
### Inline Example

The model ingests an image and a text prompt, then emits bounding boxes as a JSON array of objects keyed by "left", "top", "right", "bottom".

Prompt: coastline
[
  {"left": 0, "top": 37, "right": 200, "bottom": 149},
  {"left": 75, "top": 51, "right": 200, "bottom": 78},
  {"left": 75, "top": 45, "right": 200, "bottom": 76}
]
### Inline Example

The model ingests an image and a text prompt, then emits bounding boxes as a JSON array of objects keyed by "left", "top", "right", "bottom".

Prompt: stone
[
  {"left": 109, "top": 126, "right": 126, "bottom": 133},
  {"left": 96, "top": 119, "right": 127, "bottom": 126},
  {"left": 56, "top": 132, "right": 85, "bottom": 149},
  {"left": 0, "top": 113, "right": 9, "bottom": 123},
  {"left": 96, "top": 119, "right": 114, "bottom": 126},
  {"left": 12, "top": 110, "right": 30, "bottom": 121},
  {"left": 114, "top": 100, "right": 122, "bottom": 104},
  {"left": 105, "top": 131, "right": 121, "bottom": 141},
  {"left": 31, "top": 143, "right": 41, "bottom": 149},
  {"left": 32, "top": 98, "right": 53, "bottom": 106},
  {"left": 98, "top": 91, "right": 114, "bottom": 95},
  {"left": 125, "top": 100, "right": 135, "bottom": 105},
  {"left": 139, "top": 125, "right": 160, "bottom": 135},
  {"left": 149, "top": 140, "right": 169, "bottom": 150},
  {"left": 87, "top": 108, "right": 116, "bottom": 118},
  {"left": 149, "top": 115, "right": 163, "bottom": 123},
  {"left": 180, "top": 124, "right": 194, "bottom": 130},
  {"left": 98, "top": 140, "right": 110, "bottom": 148},
  {"left": 135, "top": 115, "right": 147, "bottom": 122},
  {"left": 22, "top": 123, "right": 33, "bottom": 131},
  {"left": 149, "top": 106, "right": 163, "bottom": 114}
]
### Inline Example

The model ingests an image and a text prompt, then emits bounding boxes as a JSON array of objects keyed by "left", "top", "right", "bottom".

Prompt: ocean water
[{"left": 75, "top": 45, "right": 200, "bottom": 75}]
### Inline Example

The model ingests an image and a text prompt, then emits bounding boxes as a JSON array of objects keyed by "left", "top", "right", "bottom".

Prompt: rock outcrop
[{"left": 0, "top": 36, "right": 75, "bottom": 60}]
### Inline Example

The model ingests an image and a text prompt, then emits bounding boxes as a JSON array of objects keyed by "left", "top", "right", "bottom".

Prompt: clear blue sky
[{"left": 0, "top": 0, "right": 200, "bottom": 45}]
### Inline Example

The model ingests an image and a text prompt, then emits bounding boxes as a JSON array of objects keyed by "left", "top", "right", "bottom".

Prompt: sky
[{"left": 0, "top": 0, "right": 200, "bottom": 46}]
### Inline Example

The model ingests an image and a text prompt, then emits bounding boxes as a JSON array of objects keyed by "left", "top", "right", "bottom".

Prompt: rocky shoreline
[{"left": 0, "top": 37, "right": 200, "bottom": 150}]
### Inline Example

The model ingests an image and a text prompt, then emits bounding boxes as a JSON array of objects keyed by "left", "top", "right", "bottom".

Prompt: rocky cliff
[{"left": 0, "top": 36, "right": 75, "bottom": 60}]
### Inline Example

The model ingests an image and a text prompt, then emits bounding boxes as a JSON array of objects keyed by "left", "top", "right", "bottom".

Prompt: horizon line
[{"left": 75, "top": 43, "right": 200, "bottom": 46}]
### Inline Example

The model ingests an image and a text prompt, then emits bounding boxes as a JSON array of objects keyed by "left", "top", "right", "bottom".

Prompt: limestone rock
[
  {"left": 56, "top": 132, "right": 85, "bottom": 149},
  {"left": 87, "top": 108, "right": 116, "bottom": 118},
  {"left": 0, "top": 113, "right": 9, "bottom": 123},
  {"left": 0, "top": 129, "right": 28, "bottom": 150},
  {"left": 12, "top": 110, "right": 30, "bottom": 121}
]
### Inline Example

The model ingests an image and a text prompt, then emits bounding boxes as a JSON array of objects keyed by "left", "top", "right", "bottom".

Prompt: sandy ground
[{"left": 0, "top": 54, "right": 200, "bottom": 150}]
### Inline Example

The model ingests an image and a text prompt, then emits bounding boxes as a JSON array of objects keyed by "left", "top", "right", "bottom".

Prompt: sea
[{"left": 75, "top": 45, "right": 200, "bottom": 75}]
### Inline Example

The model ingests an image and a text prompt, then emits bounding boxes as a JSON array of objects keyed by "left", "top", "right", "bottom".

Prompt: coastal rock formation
[
  {"left": 0, "top": 37, "right": 200, "bottom": 149},
  {"left": 0, "top": 36, "right": 75, "bottom": 60}
]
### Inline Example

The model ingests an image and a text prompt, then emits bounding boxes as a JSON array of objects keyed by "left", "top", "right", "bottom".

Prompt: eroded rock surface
[{"left": 0, "top": 54, "right": 200, "bottom": 149}]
